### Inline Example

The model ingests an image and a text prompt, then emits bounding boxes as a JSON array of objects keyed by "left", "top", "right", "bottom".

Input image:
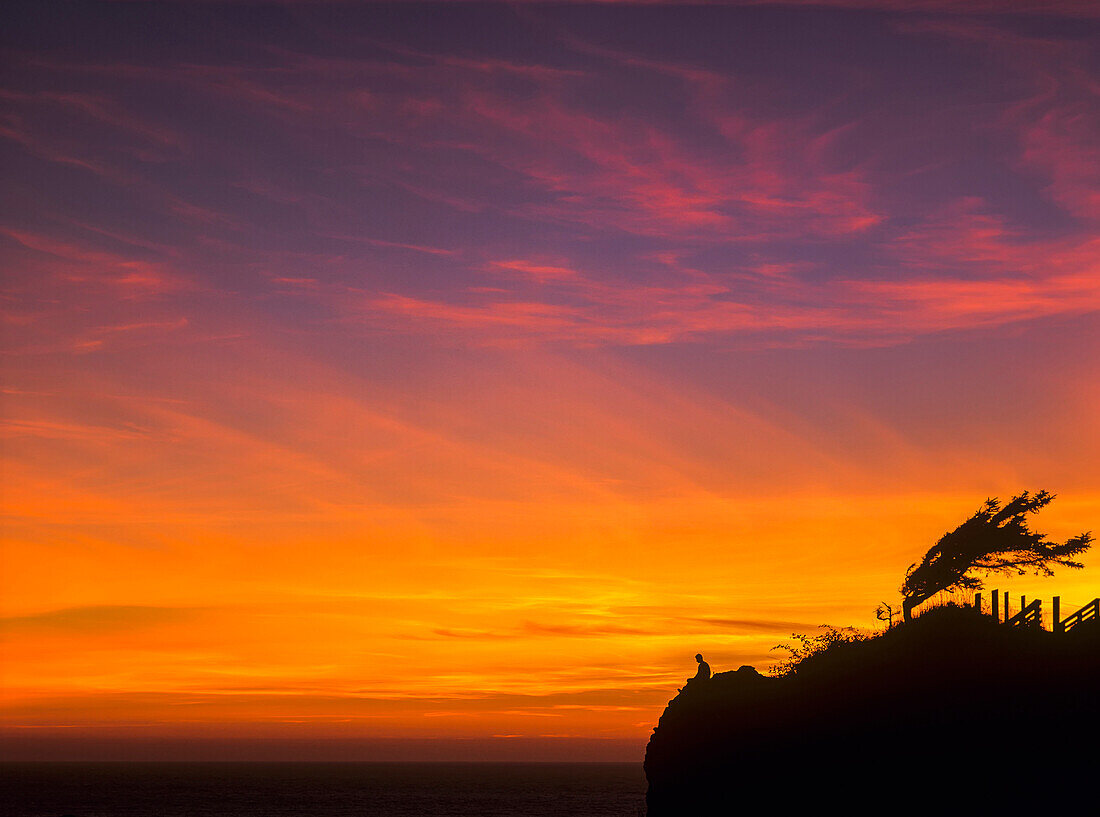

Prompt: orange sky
[
  {"left": 4, "top": 338, "right": 1098, "bottom": 758},
  {"left": 2, "top": 1, "right": 1099, "bottom": 760}
]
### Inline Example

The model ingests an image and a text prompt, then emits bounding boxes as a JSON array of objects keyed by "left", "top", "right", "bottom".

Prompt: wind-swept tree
[{"left": 901, "top": 491, "right": 1092, "bottom": 622}]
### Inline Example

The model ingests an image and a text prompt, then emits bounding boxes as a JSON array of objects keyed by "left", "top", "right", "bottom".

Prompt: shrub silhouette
[
  {"left": 769, "top": 625, "right": 869, "bottom": 677},
  {"left": 900, "top": 490, "right": 1092, "bottom": 621}
]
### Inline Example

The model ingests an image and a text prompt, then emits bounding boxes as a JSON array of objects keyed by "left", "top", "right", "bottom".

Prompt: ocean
[{"left": 0, "top": 762, "right": 647, "bottom": 817}]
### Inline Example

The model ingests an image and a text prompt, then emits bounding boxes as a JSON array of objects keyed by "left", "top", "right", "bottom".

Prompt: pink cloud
[
  {"left": 364, "top": 195, "right": 1100, "bottom": 347},
  {"left": 322, "top": 234, "right": 457, "bottom": 256},
  {"left": 1016, "top": 105, "right": 1100, "bottom": 221},
  {"left": 6, "top": 7, "right": 1097, "bottom": 356},
  {"left": 454, "top": 88, "right": 880, "bottom": 241},
  {"left": 0, "top": 121, "right": 120, "bottom": 180},
  {"left": 491, "top": 260, "right": 582, "bottom": 282},
  {"left": 0, "top": 228, "right": 187, "bottom": 296},
  {"left": 898, "top": 17, "right": 1098, "bottom": 224}
]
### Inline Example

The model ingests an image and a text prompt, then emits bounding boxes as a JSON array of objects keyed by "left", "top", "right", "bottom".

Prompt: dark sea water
[{"left": 0, "top": 762, "right": 647, "bottom": 817}]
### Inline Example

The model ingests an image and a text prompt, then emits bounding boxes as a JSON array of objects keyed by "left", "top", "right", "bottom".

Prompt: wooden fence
[
  {"left": 972, "top": 591, "right": 1099, "bottom": 633},
  {"left": 1057, "top": 597, "right": 1098, "bottom": 634}
]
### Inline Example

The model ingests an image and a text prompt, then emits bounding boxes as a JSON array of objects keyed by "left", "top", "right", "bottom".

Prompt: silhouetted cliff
[{"left": 645, "top": 607, "right": 1099, "bottom": 814}]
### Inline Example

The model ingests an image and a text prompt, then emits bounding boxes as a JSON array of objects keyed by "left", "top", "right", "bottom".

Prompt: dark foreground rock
[{"left": 644, "top": 607, "right": 1099, "bottom": 814}]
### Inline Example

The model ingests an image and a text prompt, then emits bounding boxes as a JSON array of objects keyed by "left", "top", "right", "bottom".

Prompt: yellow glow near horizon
[{"left": 3, "top": 342, "right": 1098, "bottom": 752}]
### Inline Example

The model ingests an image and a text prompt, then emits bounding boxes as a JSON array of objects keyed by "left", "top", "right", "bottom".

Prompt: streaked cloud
[{"left": 0, "top": 605, "right": 194, "bottom": 634}]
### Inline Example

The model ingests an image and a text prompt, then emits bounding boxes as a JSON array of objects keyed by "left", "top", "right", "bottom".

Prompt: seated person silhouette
[{"left": 686, "top": 653, "right": 711, "bottom": 686}]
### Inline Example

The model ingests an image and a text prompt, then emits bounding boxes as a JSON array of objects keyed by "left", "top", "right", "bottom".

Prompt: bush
[{"left": 769, "top": 625, "right": 870, "bottom": 677}]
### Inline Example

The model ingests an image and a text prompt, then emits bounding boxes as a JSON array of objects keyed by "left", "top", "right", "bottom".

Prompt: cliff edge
[{"left": 644, "top": 606, "right": 1099, "bottom": 814}]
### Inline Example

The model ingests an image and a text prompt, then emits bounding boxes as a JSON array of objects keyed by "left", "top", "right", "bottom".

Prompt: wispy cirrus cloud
[
  {"left": 0, "top": 605, "right": 194, "bottom": 634},
  {"left": 6, "top": 5, "right": 1094, "bottom": 350}
]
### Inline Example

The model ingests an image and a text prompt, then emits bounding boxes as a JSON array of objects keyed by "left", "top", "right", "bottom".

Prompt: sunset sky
[{"left": 2, "top": 0, "right": 1099, "bottom": 761}]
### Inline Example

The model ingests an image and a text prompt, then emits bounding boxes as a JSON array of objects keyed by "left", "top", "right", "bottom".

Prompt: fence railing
[
  {"left": 973, "top": 592, "right": 1098, "bottom": 634},
  {"left": 1057, "top": 597, "right": 1098, "bottom": 634},
  {"left": 1005, "top": 598, "right": 1042, "bottom": 628}
]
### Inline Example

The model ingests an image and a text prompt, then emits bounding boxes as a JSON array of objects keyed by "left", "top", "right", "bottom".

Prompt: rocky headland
[{"left": 644, "top": 606, "right": 1099, "bottom": 814}]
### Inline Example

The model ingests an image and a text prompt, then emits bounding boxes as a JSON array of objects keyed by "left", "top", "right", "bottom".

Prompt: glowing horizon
[{"left": 2, "top": 0, "right": 1098, "bottom": 760}]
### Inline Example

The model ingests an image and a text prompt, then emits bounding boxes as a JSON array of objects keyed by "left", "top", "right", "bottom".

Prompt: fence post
[
  {"left": 975, "top": 592, "right": 982, "bottom": 613},
  {"left": 1003, "top": 590, "right": 1010, "bottom": 622},
  {"left": 1053, "top": 596, "right": 1061, "bottom": 633},
  {"left": 991, "top": 589, "right": 999, "bottom": 622}
]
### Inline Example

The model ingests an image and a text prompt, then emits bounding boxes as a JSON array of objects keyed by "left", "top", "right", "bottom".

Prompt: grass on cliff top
[{"left": 766, "top": 601, "right": 1085, "bottom": 679}]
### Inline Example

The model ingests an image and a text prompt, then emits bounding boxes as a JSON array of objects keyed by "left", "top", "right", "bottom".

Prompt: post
[
  {"left": 1003, "top": 590, "right": 1010, "bottom": 622},
  {"left": 975, "top": 592, "right": 982, "bottom": 613},
  {"left": 1053, "top": 596, "right": 1061, "bottom": 633},
  {"left": 991, "top": 589, "right": 999, "bottom": 622}
]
